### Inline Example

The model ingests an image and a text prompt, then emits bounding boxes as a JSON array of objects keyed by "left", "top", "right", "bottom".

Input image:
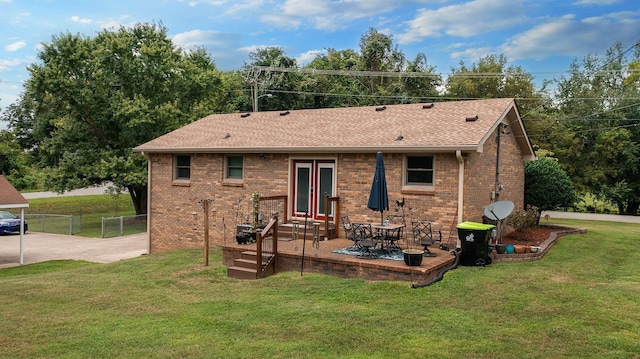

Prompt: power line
[
  {"left": 519, "top": 40, "right": 640, "bottom": 120},
  {"left": 250, "top": 65, "right": 640, "bottom": 79}
]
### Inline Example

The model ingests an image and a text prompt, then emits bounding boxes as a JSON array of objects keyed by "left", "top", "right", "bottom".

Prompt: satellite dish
[{"left": 484, "top": 201, "right": 514, "bottom": 221}]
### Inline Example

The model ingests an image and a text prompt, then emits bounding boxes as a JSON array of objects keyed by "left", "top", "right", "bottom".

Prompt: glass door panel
[
  {"left": 294, "top": 162, "right": 311, "bottom": 216},
  {"left": 292, "top": 160, "right": 335, "bottom": 221}
]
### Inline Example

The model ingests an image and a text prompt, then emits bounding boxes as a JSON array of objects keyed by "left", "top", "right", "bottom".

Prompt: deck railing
[
  {"left": 256, "top": 215, "right": 278, "bottom": 278},
  {"left": 258, "top": 194, "right": 340, "bottom": 240},
  {"left": 259, "top": 195, "right": 288, "bottom": 224},
  {"left": 324, "top": 195, "right": 340, "bottom": 240}
]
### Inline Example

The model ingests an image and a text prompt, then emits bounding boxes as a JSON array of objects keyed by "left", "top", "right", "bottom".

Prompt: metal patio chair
[
  {"left": 411, "top": 220, "right": 439, "bottom": 257},
  {"left": 351, "top": 222, "right": 377, "bottom": 258},
  {"left": 341, "top": 215, "right": 358, "bottom": 249},
  {"left": 383, "top": 214, "right": 405, "bottom": 251}
]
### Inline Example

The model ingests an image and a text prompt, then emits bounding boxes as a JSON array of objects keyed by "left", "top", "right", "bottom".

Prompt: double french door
[{"left": 292, "top": 160, "right": 335, "bottom": 221}]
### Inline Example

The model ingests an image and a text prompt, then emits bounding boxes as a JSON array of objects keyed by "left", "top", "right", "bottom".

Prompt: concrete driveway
[{"left": 0, "top": 232, "right": 148, "bottom": 269}]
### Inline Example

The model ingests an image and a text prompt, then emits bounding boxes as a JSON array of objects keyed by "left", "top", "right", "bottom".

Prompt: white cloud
[
  {"left": 173, "top": 30, "right": 245, "bottom": 70},
  {"left": 259, "top": 13, "right": 302, "bottom": 30},
  {"left": 573, "top": 0, "right": 622, "bottom": 5},
  {"left": 296, "top": 49, "right": 326, "bottom": 66},
  {"left": 97, "top": 16, "right": 134, "bottom": 30},
  {"left": 397, "top": 0, "right": 530, "bottom": 43},
  {"left": 177, "top": 0, "right": 230, "bottom": 6},
  {"left": 500, "top": 11, "right": 640, "bottom": 61},
  {"left": 4, "top": 40, "right": 27, "bottom": 52},
  {"left": 173, "top": 29, "right": 241, "bottom": 49},
  {"left": 70, "top": 15, "right": 92, "bottom": 24},
  {"left": 9, "top": 11, "right": 30, "bottom": 25},
  {"left": 0, "top": 58, "right": 22, "bottom": 72},
  {"left": 260, "top": 0, "right": 400, "bottom": 31},
  {"left": 450, "top": 47, "right": 493, "bottom": 61}
]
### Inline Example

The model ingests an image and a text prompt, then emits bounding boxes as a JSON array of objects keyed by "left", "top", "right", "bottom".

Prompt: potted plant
[
  {"left": 402, "top": 248, "right": 424, "bottom": 266},
  {"left": 246, "top": 191, "right": 262, "bottom": 242},
  {"left": 402, "top": 208, "right": 425, "bottom": 266},
  {"left": 234, "top": 196, "right": 255, "bottom": 245}
]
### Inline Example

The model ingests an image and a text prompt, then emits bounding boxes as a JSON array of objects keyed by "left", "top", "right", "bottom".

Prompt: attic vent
[
  {"left": 240, "top": 113, "right": 251, "bottom": 118},
  {"left": 280, "top": 111, "right": 290, "bottom": 116},
  {"left": 422, "top": 103, "right": 434, "bottom": 109},
  {"left": 375, "top": 106, "right": 387, "bottom": 112},
  {"left": 465, "top": 115, "right": 479, "bottom": 122}
]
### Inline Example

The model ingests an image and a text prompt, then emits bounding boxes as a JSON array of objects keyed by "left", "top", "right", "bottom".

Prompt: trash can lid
[{"left": 456, "top": 221, "right": 495, "bottom": 230}]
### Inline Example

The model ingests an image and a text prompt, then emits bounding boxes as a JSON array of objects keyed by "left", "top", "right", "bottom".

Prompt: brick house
[{"left": 134, "top": 98, "right": 535, "bottom": 253}]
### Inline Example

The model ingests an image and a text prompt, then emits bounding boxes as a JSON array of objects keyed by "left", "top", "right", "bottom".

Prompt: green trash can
[{"left": 457, "top": 222, "right": 495, "bottom": 266}]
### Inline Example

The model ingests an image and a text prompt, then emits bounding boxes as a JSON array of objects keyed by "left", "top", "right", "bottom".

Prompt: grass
[
  {"left": 1, "top": 218, "right": 639, "bottom": 358},
  {"left": 24, "top": 194, "right": 139, "bottom": 238}
]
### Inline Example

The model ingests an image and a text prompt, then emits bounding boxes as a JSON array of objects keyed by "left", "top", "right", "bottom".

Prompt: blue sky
[{"left": 1, "top": 0, "right": 639, "bottom": 117}]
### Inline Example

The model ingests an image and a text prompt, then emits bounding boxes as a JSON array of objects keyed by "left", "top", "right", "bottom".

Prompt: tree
[
  {"left": 0, "top": 130, "right": 37, "bottom": 190},
  {"left": 550, "top": 41, "right": 640, "bottom": 214},
  {"left": 524, "top": 157, "right": 577, "bottom": 212},
  {"left": 301, "top": 48, "right": 366, "bottom": 108},
  {"left": 300, "top": 29, "right": 441, "bottom": 107},
  {"left": 4, "top": 23, "right": 223, "bottom": 214},
  {"left": 243, "top": 47, "right": 302, "bottom": 112},
  {"left": 445, "top": 54, "right": 544, "bottom": 115}
]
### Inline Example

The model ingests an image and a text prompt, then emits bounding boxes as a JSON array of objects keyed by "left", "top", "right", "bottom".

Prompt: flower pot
[
  {"left": 495, "top": 244, "right": 507, "bottom": 254},
  {"left": 403, "top": 249, "right": 424, "bottom": 266},
  {"left": 513, "top": 245, "right": 525, "bottom": 254},
  {"left": 236, "top": 233, "right": 251, "bottom": 244},
  {"left": 505, "top": 244, "right": 515, "bottom": 254},
  {"left": 524, "top": 246, "right": 531, "bottom": 253},
  {"left": 487, "top": 245, "right": 494, "bottom": 254}
]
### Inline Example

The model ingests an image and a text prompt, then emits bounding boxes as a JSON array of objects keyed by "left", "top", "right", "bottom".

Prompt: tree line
[{"left": 1, "top": 23, "right": 638, "bottom": 215}]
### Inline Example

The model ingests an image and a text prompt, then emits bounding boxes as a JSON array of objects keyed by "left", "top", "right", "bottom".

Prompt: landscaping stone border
[{"left": 489, "top": 226, "right": 587, "bottom": 263}]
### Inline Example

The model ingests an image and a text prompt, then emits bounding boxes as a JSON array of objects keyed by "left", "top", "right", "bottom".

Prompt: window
[
  {"left": 225, "top": 155, "right": 243, "bottom": 180},
  {"left": 175, "top": 155, "right": 191, "bottom": 180},
  {"left": 405, "top": 155, "right": 434, "bottom": 187}
]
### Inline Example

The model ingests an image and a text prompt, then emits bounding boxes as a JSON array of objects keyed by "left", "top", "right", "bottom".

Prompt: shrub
[
  {"left": 507, "top": 205, "right": 539, "bottom": 232},
  {"left": 525, "top": 157, "right": 577, "bottom": 211}
]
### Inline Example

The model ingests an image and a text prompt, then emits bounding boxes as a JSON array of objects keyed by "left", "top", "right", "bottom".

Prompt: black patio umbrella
[{"left": 367, "top": 151, "right": 389, "bottom": 224}]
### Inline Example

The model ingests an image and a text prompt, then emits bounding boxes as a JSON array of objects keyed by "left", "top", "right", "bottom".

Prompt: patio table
[{"left": 370, "top": 223, "right": 405, "bottom": 252}]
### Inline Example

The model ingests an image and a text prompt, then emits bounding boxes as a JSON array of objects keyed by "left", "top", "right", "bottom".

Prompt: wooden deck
[{"left": 222, "top": 235, "right": 458, "bottom": 284}]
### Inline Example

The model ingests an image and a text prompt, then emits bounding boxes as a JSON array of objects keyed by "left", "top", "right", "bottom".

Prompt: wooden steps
[{"left": 227, "top": 251, "right": 274, "bottom": 280}]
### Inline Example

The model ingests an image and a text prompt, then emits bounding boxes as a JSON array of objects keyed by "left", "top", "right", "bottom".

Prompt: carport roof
[{"left": 0, "top": 175, "right": 29, "bottom": 209}]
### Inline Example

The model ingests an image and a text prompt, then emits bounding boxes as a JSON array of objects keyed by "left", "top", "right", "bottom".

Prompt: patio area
[{"left": 222, "top": 235, "right": 458, "bottom": 283}]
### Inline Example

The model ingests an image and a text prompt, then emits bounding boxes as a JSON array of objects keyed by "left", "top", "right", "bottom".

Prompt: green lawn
[{"left": 1, "top": 218, "right": 639, "bottom": 358}]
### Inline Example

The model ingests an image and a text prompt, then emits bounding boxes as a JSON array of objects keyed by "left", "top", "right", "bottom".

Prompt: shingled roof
[
  {"left": 134, "top": 98, "right": 534, "bottom": 157},
  {"left": 0, "top": 175, "right": 29, "bottom": 209}
]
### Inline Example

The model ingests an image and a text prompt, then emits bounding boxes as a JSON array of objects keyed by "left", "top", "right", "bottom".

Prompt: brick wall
[
  {"left": 462, "top": 126, "right": 525, "bottom": 224},
  {"left": 147, "top": 144, "right": 526, "bottom": 253}
]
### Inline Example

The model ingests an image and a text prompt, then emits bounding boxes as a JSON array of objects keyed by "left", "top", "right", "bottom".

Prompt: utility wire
[
  {"left": 519, "top": 40, "right": 640, "bottom": 120},
  {"left": 250, "top": 65, "right": 640, "bottom": 79}
]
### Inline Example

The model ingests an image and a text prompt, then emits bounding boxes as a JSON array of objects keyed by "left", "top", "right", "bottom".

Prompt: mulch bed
[{"left": 501, "top": 225, "right": 568, "bottom": 246}]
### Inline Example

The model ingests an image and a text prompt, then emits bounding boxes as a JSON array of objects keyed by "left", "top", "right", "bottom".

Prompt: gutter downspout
[
  {"left": 456, "top": 150, "right": 464, "bottom": 224},
  {"left": 141, "top": 151, "right": 152, "bottom": 255},
  {"left": 495, "top": 124, "right": 502, "bottom": 200}
]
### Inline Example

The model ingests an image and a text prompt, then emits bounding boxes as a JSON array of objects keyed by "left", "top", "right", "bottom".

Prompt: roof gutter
[
  {"left": 133, "top": 145, "right": 480, "bottom": 155},
  {"left": 456, "top": 150, "right": 464, "bottom": 226}
]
